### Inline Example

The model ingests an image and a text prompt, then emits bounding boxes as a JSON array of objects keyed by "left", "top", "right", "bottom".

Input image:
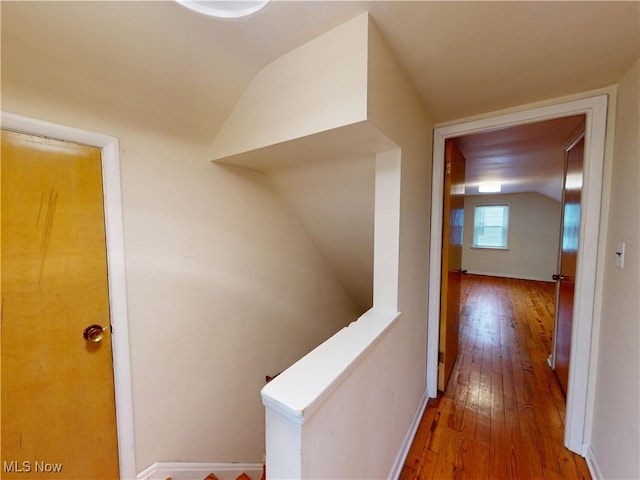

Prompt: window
[{"left": 473, "top": 204, "right": 509, "bottom": 249}]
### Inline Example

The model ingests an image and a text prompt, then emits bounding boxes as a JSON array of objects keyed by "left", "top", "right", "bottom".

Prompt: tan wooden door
[
  {"left": 438, "top": 139, "right": 466, "bottom": 391},
  {"left": 1, "top": 130, "right": 120, "bottom": 479},
  {"left": 553, "top": 135, "right": 584, "bottom": 395}
]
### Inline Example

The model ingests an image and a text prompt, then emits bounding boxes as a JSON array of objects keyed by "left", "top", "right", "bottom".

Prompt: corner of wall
[{"left": 209, "top": 13, "right": 370, "bottom": 162}]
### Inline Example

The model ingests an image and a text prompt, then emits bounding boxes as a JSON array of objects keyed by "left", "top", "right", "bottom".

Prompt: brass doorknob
[{"left": 83, "top": 324, "right": 106, "bottom": 343}]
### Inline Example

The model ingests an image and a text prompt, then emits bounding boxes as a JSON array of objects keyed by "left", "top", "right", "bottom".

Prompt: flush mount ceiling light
[
  {"left": 478, "top": 182, "right": 502, "bottom": 193},
  {"left": 175, "top": 0, "right": 270, "bottom": 18}
]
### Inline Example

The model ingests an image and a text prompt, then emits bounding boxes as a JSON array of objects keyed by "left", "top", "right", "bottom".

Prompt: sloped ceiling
[
  {"left": 456, "top": 115, "right": 586, "bottom": 202},
  {"left": 2, "top": 1, "right": 638, "bottom": 143},
  {"left": 374, "top": 1, "right": 639, "bottom": 121},
  {"left": 2, "top": 1, "right": 638, "bottom": 310}
]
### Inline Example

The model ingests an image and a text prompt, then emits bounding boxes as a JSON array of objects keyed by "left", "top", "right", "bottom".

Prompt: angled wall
[
  {"left": 213, "top": 13, "right": 433, "bottom": 478},
  {"left": 268, "top": 155, "right": 376, "bottom": 313},
  {"left": 1, "top": 14, "right": 364, "bottom": 474},
  {"left": 209, "top": 14, "right": 369, "bottom": 161}
]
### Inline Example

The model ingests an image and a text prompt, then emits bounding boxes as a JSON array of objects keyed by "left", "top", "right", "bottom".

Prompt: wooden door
[
  {"left": 553, "top": 135, "right": 584, "bottom": 395},
  {"left": 1, "top": 130, "right": 120, "bottom": 479},
  {"left": 438, "top": 139, "right": 466, "bottom": 391}
]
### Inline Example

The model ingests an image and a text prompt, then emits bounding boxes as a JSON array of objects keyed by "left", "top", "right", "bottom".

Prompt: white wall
[
  {"left": 120, "top": 131, "right": 361, "bottom": 468},
  {"left": 365, "top": 12, "right": 433, "bottom": 449},
  {"left": 293, "top": 17, "right": 433, "bottom": 477},
  {"left": 209, "top": 14, "right": 369, "bottom": 161},
  {"left": 462, "top": 193, "right": 561, "bottom": 281},
  {"left": 589, "top": 59, "right": 639, "bottom": 480},
  {"left": 269, "top": 155, "right": 376, "bottom": 313},
  {"left": 2, "top": 68, "right": 361, "bottom": 474},
  {"left": 258, "top": 14, "right": 433, "bottom": 479}
]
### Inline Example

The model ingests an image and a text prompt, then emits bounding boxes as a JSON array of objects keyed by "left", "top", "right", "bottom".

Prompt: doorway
[
  {"left": 2, "top": 129, "right": 120, "bottom": 478},
  {"left": 427, "top": 95, "right": 608, "bottom": 455},
  {"left": 0, "top": 112, "right": 137, "bottom": 479},
  {"left": 439, "top": 115, "right": 585, "bottom": 391}
]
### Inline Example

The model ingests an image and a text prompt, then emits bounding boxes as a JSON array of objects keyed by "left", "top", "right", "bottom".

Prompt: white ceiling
[
  {"left": 455, "top": 115, "right": 585, "bottom": 201},
  {"left": 3, "top": 1, "right": 637, "bottom": 197},
  {"left": 2, "top": 1, "right": 638, "bottom": 310},
  {"left": 2, "top": 1, "right": 638, "bottom": 144}
]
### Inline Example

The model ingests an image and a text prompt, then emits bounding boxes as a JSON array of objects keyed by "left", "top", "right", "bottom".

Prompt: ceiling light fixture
[
  {"left": 175, "top": 0, "right": 270, "bottom": 19},
  {"left": 478, "top": 182, "right": 502, "bottom": 193}
]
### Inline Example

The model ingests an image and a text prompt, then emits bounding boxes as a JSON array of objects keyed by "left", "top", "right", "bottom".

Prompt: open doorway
[
  {"left": 437, "top": 115, "right": 585, "bottom": 393},
  {"left": 427, "top": 95, "right": 608, "bottom": 455}
]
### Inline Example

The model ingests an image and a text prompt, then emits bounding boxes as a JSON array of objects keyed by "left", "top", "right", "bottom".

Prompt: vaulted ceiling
[
  {"left": 2, "top": 1, "right": 638, "bottom": 145},
  {"left": 2, "top": 1, "right": 638, "bottom": 311},
  {"left": 456, "top": 115, "right": 586, "bottom": 201}
]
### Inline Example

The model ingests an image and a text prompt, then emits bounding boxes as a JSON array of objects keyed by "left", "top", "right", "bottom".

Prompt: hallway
[{"left": 400, "top": 275, "right": 591, "bottom": 479}]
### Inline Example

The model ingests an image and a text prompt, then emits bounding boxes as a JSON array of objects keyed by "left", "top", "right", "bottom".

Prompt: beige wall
[
  {"left": 120, "top": 131, "right": 361, "bottom": 468},
  {"left": 4, "top": 3, "right": 636, "bottom": 476},
  {"left": 211, "top": 12, "right": 432, "bottom": 476},
  {"left": 269, "top": 155, "right": 376, "bottom": 313},
  {"left": 462, "top": 193, "right": 561, "bottom": 281},
  {"left": 590, "top": 59, "right": 639, "bottom": 479},
  {"left": 209, "top": 14, "right": 369, "bottom": 161},
  {"left": 299, "top": 17, "right": 433, "bottom": 477},
  {"left": 2, "top": 91, "right": 361, "bottom": 471}
]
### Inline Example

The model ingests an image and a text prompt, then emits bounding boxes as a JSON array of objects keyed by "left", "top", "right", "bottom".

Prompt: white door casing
[
  {"left": 1, "top": 112, "right": 137, "bottom": 479},
  {"left": 426, "top": 95, "right": 608, "bottom": 455}
]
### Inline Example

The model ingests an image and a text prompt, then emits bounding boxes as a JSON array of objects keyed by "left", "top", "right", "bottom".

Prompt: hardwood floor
[{"left": 400, "top": 275, "right": 591, "bottom": 479}]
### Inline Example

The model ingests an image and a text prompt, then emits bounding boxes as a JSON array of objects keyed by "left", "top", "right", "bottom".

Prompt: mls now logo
[{"left": 4, "top": 460, "right": 63, "bottom": 473}]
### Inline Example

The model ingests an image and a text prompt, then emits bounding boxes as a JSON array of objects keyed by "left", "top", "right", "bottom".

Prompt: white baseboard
[
  {"left": 388, "top": 389, "right": 430, "bottom": 479},
  {"left": 466, "top": 270, "right": 554, "bottom": 282},
  {"left": 584, "top": 444, "right": 603, "bottom": 480},
  {"left": 137, "top": 462, "right": 263, "bottom": 480}
]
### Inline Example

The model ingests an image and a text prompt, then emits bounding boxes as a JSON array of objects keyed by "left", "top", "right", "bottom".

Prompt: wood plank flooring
[{"left": 400, "top": 275, "right": 591, "bottom": 480}]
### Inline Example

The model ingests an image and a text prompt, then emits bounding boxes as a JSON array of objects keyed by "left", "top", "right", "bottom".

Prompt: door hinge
[
  {"left": 445, "top": 161, "right": 451, "bottom": 175},
  {"left": 438, "top": 351, "right": 444, "bottom": 363}
]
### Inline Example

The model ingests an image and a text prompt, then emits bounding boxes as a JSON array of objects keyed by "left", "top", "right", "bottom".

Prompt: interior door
[
  {"left": 1, "top": 130, "right": 120, "bottom": 479},
  {"left": 553, "top": 134, "right": 585, "bottom": 395},
  {"left": 438, "top": 139, "right": 466, "bottom": 391}
]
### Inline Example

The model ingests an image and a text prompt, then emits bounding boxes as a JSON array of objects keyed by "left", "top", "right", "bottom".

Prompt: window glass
[{"left": 473, "top": 204, "right": 509, "bottom": 249}]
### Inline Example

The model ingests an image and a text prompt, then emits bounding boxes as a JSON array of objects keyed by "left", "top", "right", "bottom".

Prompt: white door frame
[
  {"left": 426, "top": 95, "right": 608, "bottom": 456},
  {"left": 2, "top": 112, "right": 137, "bottom": 479}
]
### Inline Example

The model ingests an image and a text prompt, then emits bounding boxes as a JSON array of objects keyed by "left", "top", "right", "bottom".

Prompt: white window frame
[{"left": 472, "top": 203, "right": 510, "bottom": 249}]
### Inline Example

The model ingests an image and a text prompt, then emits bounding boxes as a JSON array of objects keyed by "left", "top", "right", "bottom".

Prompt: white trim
[
  {"left": 373, "top": 149, "right": 402, "bottom": 311},
  {"left": 426, "top": 95, "right": 608, "bottom": 456},
  {"left": 471, "top": 202, "right": 511, "bottom": 250},
  {"left": 137, "top": 462, "right": 264, "bottom": 480},
  {"left": 585, "top": 444, "right": 603, "bottom": 480},
  {"left": 261, "top": 308, "right": 401, "bottom": 425},
  {"left": 388, "top": 390, "right": 429, "bottom": 480},
  {"left": 1, "top": 112, "right": 137, "bottom": 480}
]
